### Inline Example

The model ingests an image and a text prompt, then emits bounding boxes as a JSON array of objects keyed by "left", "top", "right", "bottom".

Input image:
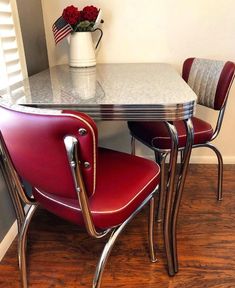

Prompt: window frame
[{"left": 0, "top": 0, "right": 27, "bottom": 81}]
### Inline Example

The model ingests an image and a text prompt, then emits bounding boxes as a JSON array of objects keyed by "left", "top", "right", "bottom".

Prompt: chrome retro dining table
[{"left": 0, "top": 63, "right": 197, "bottom": 276}]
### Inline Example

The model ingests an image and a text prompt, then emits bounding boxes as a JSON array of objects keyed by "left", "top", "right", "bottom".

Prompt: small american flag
[{"left": 52, "top": 17, "right": 73, "bottom": 44}]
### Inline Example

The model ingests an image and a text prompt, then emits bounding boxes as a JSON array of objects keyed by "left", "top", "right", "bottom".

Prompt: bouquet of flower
[{"left": 53, "top": 5, "right": 103, "bottom": 44}]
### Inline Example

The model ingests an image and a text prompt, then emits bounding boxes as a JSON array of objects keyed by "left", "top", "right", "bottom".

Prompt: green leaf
[{"left": 77, "top": 21, "right": 91, "bottom": 28}]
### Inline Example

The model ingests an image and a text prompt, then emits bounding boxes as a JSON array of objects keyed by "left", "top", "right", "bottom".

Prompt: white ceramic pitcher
[{"left": 69, "top": 29, "right": 103, "bottom": 68}]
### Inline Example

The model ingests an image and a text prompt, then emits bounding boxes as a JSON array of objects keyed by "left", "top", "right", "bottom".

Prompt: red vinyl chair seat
[
  {"left": 128, "top": 117, "right": 213, "bottom": 150},
  {"left": 33, "top": 148, "right": 160, "bottom": 230}
]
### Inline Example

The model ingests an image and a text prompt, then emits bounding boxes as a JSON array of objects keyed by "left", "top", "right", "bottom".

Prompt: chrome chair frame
[
  {"left": 131, "top": 99, "right": 227, "bottom": 227},
  {"left": 0, "top": 133, "right": 158, "bottom": 288},
  {"left": 131, "top": 119, "right": 194, "bottom": 275},
  {"left": 156, "top": 101, "right": 228, "bottom": 223}
]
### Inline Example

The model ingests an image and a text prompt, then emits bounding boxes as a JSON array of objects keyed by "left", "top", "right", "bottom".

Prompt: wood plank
[{"left": 0, "top": 164, "right": 235, "bottom": 287}]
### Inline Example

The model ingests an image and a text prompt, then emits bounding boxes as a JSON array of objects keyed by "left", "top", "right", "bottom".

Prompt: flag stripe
[
  {"left": 52, "top": 16, "right": 73, "bottom": 44},
  {"left": 55, "top": 29, "right": 72, "bottom": 44},
  {"left": 54, "top": 26, "right": 72, "bottom": 43},
  {"left": 54, "top": 26, "right": 70, "bottom": 39},
  {"left": 53, "top": 25, "right": 72, "bottom": 42},
  {"left": 54, "top": 26, "right": 72, "bottom": 41}
]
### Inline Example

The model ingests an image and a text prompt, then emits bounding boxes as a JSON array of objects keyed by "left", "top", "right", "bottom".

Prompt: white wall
[{"left": 41, "top": 0, "right": 235, "bottom": 163}]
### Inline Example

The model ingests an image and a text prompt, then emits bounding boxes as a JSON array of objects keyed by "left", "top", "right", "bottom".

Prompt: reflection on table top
[{"left": 0, "top": 63, "right": 197, "bottom": 121}]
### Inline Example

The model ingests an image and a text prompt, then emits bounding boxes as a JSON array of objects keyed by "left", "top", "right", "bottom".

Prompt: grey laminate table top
[{"left": 0, "top": 63, "right": 197, "bottom": 121}]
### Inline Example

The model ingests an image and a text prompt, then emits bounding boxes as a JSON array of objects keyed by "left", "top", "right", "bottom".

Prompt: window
[{"left": 0, "top": 0, "right": 27, "bottom": 98}]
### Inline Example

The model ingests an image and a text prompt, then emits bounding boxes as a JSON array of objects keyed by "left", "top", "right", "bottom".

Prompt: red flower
[
  {"left": 82, "top": 6, "right": 99, "bottom": 22},
  {"left": 62, "top": 5, "right": 80, "bottom": 25}
]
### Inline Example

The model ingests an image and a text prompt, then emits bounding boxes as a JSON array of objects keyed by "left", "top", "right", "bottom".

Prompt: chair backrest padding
[
  {"left": 0, "top": 106, "right": 97, "bottom": 198},
  {"left": 182, "top": 58, "right": 235, "bottom": 110}
]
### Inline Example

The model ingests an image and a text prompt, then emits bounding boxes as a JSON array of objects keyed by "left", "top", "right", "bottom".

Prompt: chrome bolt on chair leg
[
  {"left": 18, "top": 204, "right": 38, "bottom": 288},
  {"left": 93, "top": 192, "right": 157, "bottom": 288},
  {"left": 131, "top": 136, "right": 136, "bottom": 155},
  {"left": 163, "top": 122, "right": 179, "bottom": 276},
  {"left": 148, "top": 196, "right": 157, "bottom": 262},
  {"left": 171, "top": 119, "right": 194, "bottom": 273}
]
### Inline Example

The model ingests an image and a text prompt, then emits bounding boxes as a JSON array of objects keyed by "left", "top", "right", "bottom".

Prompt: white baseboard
[
  {"left": 142, "top": 153, "right": 235, "bottom": 164},
  {"left": 190, "top": 156, "right": 235, "bottom": 164},
  {"left": 0, "top": 220, "right": 18, "bottom": 262},
  {"left": 0, "top": 206, "right": 29, "bottom": 262}
]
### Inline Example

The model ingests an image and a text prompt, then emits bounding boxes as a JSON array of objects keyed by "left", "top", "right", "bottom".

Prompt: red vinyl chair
[
  {"left": 0, "top": 104, "right": 160, "bottom": 288},
  {"left": 128, "top": 58, "right": 235, "bottom": 222}
]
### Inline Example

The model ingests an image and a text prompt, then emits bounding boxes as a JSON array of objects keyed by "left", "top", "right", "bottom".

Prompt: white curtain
[{"left": 0, "top": 0, "right": 24, "bottom": 96}]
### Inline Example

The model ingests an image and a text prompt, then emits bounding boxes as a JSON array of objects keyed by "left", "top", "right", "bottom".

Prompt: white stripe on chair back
[{"left": 188, "top": 58, "right": 226, "bottom": 109}]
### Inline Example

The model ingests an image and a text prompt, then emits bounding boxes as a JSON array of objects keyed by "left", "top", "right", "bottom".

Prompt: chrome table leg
[
  {"left": 171, "top": 118, "right": 194, "bottom": 273},
  {"left": 163, "top": 121, "right": 179, "bottom": 276},
  {"left": 149, "top": 196, "right": 158, "bottom": 262},
  {"left": 156, "top": 152, "right": 168, "bottom": 223},
  {"left": 131, "top": 136, "right": 136, "bottom": 155}
]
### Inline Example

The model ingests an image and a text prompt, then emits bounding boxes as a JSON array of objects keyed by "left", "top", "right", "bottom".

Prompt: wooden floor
[{"left": 0, "top": 164, "right": 235, "bottom": 288}]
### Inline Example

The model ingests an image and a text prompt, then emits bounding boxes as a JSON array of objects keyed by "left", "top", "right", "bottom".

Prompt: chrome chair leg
[
  {"left": 193, "top": 143, "right": 223, "bottom": 201},
  {"left": 148, "top": 196, "right": 157, "bottom": 262},
  {"left": 18, "top": 204, "right": 38, "bottom": 288},
  {"left": 156, "top": 152, "right": 168, "bottom": 223},
  {"left": 206, "top": 144, "right": 223, "bottom": 201},
  {"left": 93, "top": 226, "right": 122, "bottom": 288},
  {"left": 93, "top": 191, "right": 157, "bottom": 288},
  {"left": 131, "top": 136, "right": 136, "bottom": 155},
  {"left": 154, "top": 151, "right": 160, "bottom": 163},
  {"left": 180, "top": 150, "right": 184, "bottom": 164}
]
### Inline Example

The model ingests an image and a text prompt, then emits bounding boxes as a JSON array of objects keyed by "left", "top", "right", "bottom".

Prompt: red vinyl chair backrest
[
  {"left": 0, "top": 105, "right": 98, "bottom": 198},
  {"left": 182, "top": 58, "right": 235, "bottom": 110}
]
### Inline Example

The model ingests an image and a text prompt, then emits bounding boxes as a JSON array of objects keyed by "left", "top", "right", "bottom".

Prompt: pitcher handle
[{"left": 93, "top": 28, "right": 103, "bottom": 50}]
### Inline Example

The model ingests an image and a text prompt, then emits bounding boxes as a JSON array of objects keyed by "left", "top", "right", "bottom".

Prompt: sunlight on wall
[{"left": 41, "top": 0, "right": 235, "bottom": 162}]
